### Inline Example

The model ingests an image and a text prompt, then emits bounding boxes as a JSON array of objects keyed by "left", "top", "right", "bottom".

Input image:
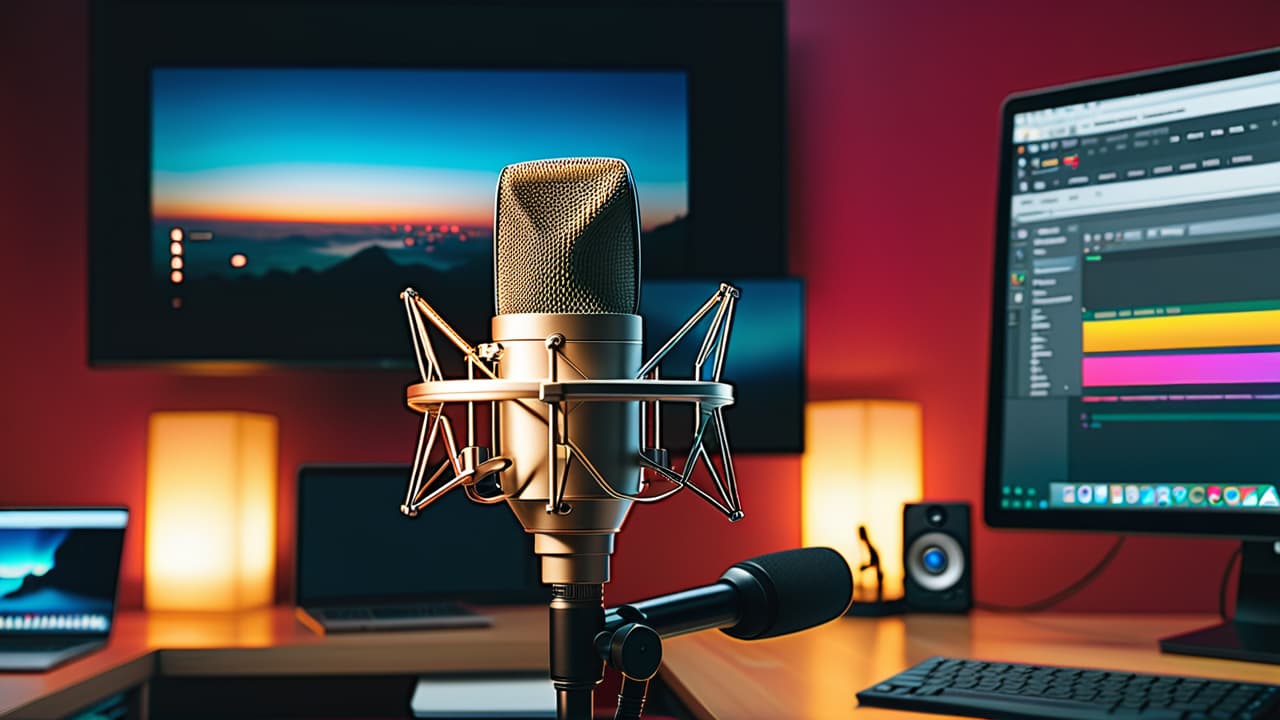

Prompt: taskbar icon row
[{"left": 1047, "top": 482, "right": 1280, "bottom": 510}]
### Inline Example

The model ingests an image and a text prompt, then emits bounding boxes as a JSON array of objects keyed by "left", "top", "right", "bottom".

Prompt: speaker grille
[{"left": 494, "top": 158, "right": 640, "bottom": 315}]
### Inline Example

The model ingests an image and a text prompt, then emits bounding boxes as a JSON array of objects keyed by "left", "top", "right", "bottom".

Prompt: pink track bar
[{"left": 1082, "top": 351, "right": 1280, "bottom": 387}]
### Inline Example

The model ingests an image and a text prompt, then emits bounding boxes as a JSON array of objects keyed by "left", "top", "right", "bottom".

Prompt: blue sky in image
[{"left": 152, "top": 68, "right": 689, "bottom": 227}]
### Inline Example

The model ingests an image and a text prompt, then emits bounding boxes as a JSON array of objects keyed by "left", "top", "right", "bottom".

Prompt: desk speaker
[{"left": 904, "top": 502, "right": 971, "bottom": 613}]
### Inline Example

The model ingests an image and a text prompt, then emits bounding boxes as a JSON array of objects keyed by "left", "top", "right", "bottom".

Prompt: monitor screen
[
  {"left": 0, "top": 509, "right": 128, "bottom": 635},
  {"left": 988, "top": 51, "right": 1280, "bottom": 537},
  {"left": 149, "top": 68, "right": 688, "bottom": 362},
  {"left": 295, "top": 465, "right": 543, "bottom": 606},
  {"left": 641, "top": 278, "right": 805, "bottom": 454}
]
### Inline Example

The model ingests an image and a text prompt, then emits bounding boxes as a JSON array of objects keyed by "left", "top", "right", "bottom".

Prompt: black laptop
[
  {"left": 0, "top": 507, "right": 128, "bottom": 671},
  {"left": 295, "top": 464, "right": 544, "bottom": 633}
]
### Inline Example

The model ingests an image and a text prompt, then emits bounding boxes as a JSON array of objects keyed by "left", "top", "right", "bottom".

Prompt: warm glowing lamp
[
  {"left": 802, "top": 400, "right": 922, "bottom": 603},
  {"left": 146, "top": 411, "right": 278, "bottom": 611}
]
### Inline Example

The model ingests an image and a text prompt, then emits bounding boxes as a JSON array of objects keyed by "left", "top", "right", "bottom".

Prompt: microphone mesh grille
[{"left": 495, "top": 158, "right": 640, "bottom": 315}]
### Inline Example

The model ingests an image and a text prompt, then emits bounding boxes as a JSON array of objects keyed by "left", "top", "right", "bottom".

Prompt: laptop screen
[
  {"left": 296, "top": 465, "right": 543, "bottom": 606},
  {"left": 0, "top": 508, "right": 128, "bottom": 636}
]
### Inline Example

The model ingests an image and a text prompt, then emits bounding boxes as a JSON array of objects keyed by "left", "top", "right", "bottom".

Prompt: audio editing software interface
[{"left": 999, "top": 68, "right": 1280, "bottom": 513}]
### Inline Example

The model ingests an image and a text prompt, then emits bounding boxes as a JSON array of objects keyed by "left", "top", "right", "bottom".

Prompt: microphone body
[{"left": 493, "top": 312, "right": 642, "bottom": 585}]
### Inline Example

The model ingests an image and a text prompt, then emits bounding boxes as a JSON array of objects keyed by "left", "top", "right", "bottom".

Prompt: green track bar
[{"left": 1084, "top": 298, "right": 1280, "bottom": 321}]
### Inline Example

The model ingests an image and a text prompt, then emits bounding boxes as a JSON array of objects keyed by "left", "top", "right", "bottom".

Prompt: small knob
[{"left": 608, "top": 623, "right": 662, "bottom": 681}]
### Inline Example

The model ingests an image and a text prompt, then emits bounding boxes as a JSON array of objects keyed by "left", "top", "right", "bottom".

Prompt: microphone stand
[
  {"left": 551, "top": 583, "right": 607, "bottom": 720},
  {"left": 552, "top": 585, "right": 665, "bottom": 720}
]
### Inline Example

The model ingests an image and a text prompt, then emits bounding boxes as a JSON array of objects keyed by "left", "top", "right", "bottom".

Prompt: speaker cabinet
[{"left": 904, "top": 502, "right": 972, "bottom": 613}]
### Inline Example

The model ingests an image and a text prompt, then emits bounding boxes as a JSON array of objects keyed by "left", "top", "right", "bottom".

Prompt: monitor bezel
[{"left": 986, "top": 46, "right": 1280, "bottom": 539}]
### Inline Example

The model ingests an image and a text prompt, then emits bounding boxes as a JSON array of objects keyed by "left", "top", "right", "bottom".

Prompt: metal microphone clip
[{"left": 397, "top": 282, "right": 745, "bottom": 526}]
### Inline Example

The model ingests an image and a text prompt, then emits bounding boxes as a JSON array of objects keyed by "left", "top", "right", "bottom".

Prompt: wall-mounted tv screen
[{"left": 90, "top": 0, "right": 786, "bottom": 367}]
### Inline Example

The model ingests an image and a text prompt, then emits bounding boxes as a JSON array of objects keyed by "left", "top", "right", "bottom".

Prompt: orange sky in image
[{"left": 153, "top": 199, "right": 491, "bottom": 226}]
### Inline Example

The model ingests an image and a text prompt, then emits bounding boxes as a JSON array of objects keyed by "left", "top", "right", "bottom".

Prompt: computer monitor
[{"left": 987, "top": 48, "right": 1280, "bottom": 665}]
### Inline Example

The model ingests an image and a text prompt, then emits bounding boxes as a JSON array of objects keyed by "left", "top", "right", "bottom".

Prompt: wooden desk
[
  {"left": 1, "top": 610, "right": 1275, "bottom": 719},
  {"left": 659, "top": 613, "right": 1280, "bottom": 719},
  {"left": 0, "top": 606, "right": 545, "bottom": 719}
]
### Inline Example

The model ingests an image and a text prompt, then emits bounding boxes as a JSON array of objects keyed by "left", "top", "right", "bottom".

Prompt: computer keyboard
[{"left": 856, "top": 656, "right": 1280, "bottom": 720}]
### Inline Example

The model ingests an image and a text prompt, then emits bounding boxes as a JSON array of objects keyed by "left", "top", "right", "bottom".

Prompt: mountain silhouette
[
  {"left": 321, "top": 244, "right": 401, "bottom": 279},
  {"left": 155, "top": 218, "right": 692, "bottom": 367}
]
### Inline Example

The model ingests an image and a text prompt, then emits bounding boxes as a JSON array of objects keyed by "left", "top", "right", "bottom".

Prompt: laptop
[
  {"left": 295, "top": 464, "right": 545, "bottom": 633},
  {"left": 0, "top": 507, "right": 129, "bottom": 671}
]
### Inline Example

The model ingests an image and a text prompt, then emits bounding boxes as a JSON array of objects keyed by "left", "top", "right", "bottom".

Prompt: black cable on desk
[
  {"left": 975, "top": 536, "right": 1126, "bottom": 613},
  {"left": 1218, "top": 545, "right": 1243, "bottom": 621}
]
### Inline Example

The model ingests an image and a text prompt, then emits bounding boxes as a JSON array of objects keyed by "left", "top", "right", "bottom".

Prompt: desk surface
[
  {"left": 0, "top": 606, "right": 546, "bottom": 719},
  {"left": 660, "top": 613, "right": 1280, "bottom": 719},
  {"left": 0, "top": 609, "right": 1275, "bottom": 720}
]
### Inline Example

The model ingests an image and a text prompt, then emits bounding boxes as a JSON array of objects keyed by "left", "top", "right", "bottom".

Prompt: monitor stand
[{"left": 1160, "top": 540, "right": 1280, "bottom": 666}]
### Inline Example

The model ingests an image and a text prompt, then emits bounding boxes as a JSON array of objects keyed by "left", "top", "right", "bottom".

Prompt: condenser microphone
[
  {"left": 490, "top": 157, "right": 644, "bottom": 588},
  {"left": 396, "top": 156, "right": 745, "bottom": 720},
  {"left": 604, "top": 547, "right": 854, "bottom": 641}
]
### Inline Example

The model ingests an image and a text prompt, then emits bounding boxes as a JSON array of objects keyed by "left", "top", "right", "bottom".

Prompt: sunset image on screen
[{"left": 151, "top": 68, "right": 689, "bottom": 283}]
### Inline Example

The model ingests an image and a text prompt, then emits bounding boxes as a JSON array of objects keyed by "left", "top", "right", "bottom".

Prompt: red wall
[{"left": 3, "top": 0, "right": 1278, "bottom": 613}]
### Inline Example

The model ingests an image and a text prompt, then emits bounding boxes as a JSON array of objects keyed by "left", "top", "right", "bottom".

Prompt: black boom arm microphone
[
  {"left": 597, "top": 547, "right": 853, "bottom": 720},
  {"left": 604, "top": 546, "right": 854, "bottom": 641}
]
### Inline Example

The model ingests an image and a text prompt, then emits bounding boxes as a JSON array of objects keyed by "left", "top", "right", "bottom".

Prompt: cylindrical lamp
[
  {"left": 145, "top": 411, "right": 278, "bottom": 611},
  {"left": 801, "top": 400, "right": 923, "bottom": 602}
]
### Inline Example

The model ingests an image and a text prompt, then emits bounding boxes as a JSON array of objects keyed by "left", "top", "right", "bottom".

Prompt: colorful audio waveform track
[
  {"left": 1082, "top": 351, "right": 1280, "bottom": 387},
  {"left": 1083, "top": 308, "right": 1280, "bottom": 353}
]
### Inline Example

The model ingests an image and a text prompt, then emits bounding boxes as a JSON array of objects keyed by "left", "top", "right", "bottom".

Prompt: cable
[
  {"left": 1218, "top": 546, "right": 1242, "bottom": 621},
  {"left": 975, "top": 537, "right": 1126, "bottom": 613},
  {"left": 857, "top": 525, "right": 885, "bottom": 604}
]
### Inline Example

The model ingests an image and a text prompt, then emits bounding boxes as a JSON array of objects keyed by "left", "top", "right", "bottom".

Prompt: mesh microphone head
[{"left": 494, "top": 157, "right": 641, "bottom": 315}]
